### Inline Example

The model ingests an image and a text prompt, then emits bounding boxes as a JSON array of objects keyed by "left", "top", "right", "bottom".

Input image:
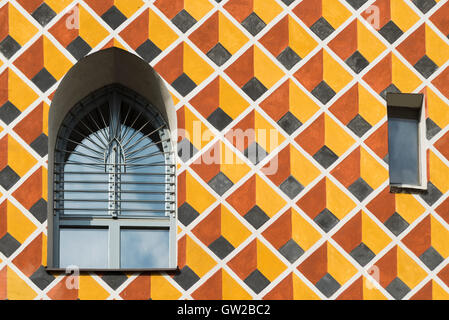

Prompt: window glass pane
[
  {"left": 59, "top": 228, "right": 108, "bottom": 268},
  {"left": 388, "top": 116, "right": 419, "bottom": 185},
  {"left": 120, "top": 229, "right": 169, "bottom": 268}
]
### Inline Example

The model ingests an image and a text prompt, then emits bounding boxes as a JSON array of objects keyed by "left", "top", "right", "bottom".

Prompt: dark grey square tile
[
  {"left": 29, "top": 198, "right": 47, "bottom": 223},
  {"left": 384, "top": 212, "right": 409, "bottom": 236},
  {"left": 277, "top": 46, "right": 301, "bottom": 70},
  {"left": 279, "top": 239, "right": 304, "bottom": 263},
  {"left": 207, "top": 107, "right": 233, "bottom": 131},
  {"left": 426, "top": 118, "right": 441, "bottom": 140},
  {"left": 379, "top": 21, "right": 403, "bottom": 44},
  {"left": 32, "top": 3, "right": 56, "bottom": 26},
  {"left": 280, "top": 175, "right": 304, "bottom": 199},
  {"left": 244, "top": 142, "right": 268, "bottom": 165},
  {"left": 386, "top": 277, "right": 410, "bottom": 300},
  {"left": 241, "top": 12, "right": 266, "bottom": 36},
  {"left": 0, "top": 101, "right": 21, "bottom": 125},
  {"left": 207, "top": 43, "right": 232, "bottom": 66},
  {"left": 30, "top": 266, "right": 55, "bottom": 290},
  {"left": 347, "top": 114, "right": 372, "bottom": 137},
  {"left": 66, "top": 36, "right": 92, "bottom": 61},
  {"left": 178, "top": 202, "right": 200, "bottom": 226},
  {"left": 244, "top": 205, "right": 270, "bottom": 229},
  {"left": 419, "top": 246, "right": 444, "bottom": 270},
  {"left": 172, "top": 73, "right": 196, "bottom": 97},
  {"left": 208, "top": 172, "right": 234, "bottom": 196},
  {"left": 242, "top": 77, "right": 268, "bottom": 101},
  {"left": 30, "top": 133, "right": 48, "bottom": 157},
  {"left": 315, "top": 273, "right": 341, "bottom": 298},
  {"left": 346, "top": 50, "right": 369, "bottom": 74},
  {"left": 0, "top": 35, "right": 21, "bottom": 59},
  {"left": 277, "top": 111, "right": 302, "bottom": 135},
  {"left": 420, "top": 181, "right": 443, "bottom": 206},
  {"left": 414, "top": 55, "right": 438, "bottom": 79},
  {"left": 350, "top": 242, "right": 376, "bottom": 266},
  {"left": 172, "top": 9, "right": 197, "bottom": 33},
  {"left": 101, "top": 272, "right": 128, "bottom": 290},
  {"left": 244, "top": 269, "right": 270, "bottom": 294},
  {"left": 209, "top": 236, "right": 235, "bottom": 259},
  {"left": 281, "top": 0, "right": 295, "bottom": 6},
  {"left": 412, "top": 0, "right": 437, "bottom": 14},
  {"left": 314, "top": 208, "right": 339, "bottom": 233},
  {"left": 380, "top": 83, "right": 401, "bottom": 100},
  {"left": 311, "top": 81, "right": 336, "bottom": 105},
  {"left": 346, "top": 0, "right": 368, "bottom": 9},
  {"left": 173, "top": 265, "right": 200, "bottom": 290},
  {"left": 313, "top": 145, "right": 338, "bottom": 169},
  {"left": 0, "top": 165, "right": 20, "bottom": 190},
  {"left": 31, "top": 68, "right": 57, "bottom": 93},
  {"left": 136, "top": 39, "right": 162, "bottom": 63},
  {"left": 101, "top": 6, "right": 127, "bottom": 29},
  {"left": 177, "top": 138, "right": 198, "bottom": 162},
  {"left": 348, "top": 177, "right": 373, "bottom": 201},
  {"left": 0, "top": 233, "right": 21, "bottom": 257},
  {"left": 310, "top": 17, "right": 335, "bottom": 40}
]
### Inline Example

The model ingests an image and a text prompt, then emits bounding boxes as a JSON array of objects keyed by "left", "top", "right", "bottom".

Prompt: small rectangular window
[{"left": 387, "top": 93, "right": 426, "bottom": 190}]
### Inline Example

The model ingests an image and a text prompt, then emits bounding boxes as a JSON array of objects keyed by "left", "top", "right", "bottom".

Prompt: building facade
[{"left": 1, "top": 0, "right": 449, "bottom": 300}]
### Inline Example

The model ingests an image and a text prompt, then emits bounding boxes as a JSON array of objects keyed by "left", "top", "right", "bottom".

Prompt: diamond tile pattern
[{"left": 0, "top": 0, "right": 448, "bottom": 301}]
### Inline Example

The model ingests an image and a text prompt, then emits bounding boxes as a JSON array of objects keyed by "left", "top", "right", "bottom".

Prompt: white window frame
[{"left": 386, "top": 92, "right": 427, "bottom": 191}]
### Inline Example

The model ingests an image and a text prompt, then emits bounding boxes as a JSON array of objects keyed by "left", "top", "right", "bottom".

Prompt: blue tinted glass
[
  {"left": 59, "top": 228, "right": 108, "bottom": 268},
  {"left": 388, "top": 117, "right": 419, "bottom": 185},
  {"left": 120, "top": 229, "right": 169, "bottom": 268}
]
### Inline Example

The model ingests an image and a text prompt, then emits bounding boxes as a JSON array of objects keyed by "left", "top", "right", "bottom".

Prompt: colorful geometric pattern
[
  {"left": 292, "top": 0, "right": 351, "bottom": 40},
  {"left": 1, "top": 0, "right": 449, "bottom": 300},
  {"left": 260, "top": 79, "right": 320, "bottom": 136}
]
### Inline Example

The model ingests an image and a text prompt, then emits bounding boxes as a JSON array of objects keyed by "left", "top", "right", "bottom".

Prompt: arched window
[{"left": 50, "top": 84, "right": 176, "bottom": 270}]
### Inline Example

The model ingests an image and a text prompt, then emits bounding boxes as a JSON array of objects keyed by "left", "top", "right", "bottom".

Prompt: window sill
[
  {"left": 390, "top": 184, "right": 427, "bottom": 194},
  {"left": 45, "top": 267, "right": 180, "bottom": 273}
]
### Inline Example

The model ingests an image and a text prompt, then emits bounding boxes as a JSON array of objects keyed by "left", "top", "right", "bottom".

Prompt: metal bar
[
  {"left": 121, "top": 118, "right": 153, "bottom": 150},
  {"left": 56, "top": 149, "right": 104, "bottom": 162},
  {"left": 125, "top": 151, "right": 170, "bottom": 163},
  {"left": 55, "top": 208, "right": 174, "bottom": 212},
  {"left": 97, "top": 107, "right": 110, "bottom": 142},
  {"left": 124, "top": 125, "right": 166, "bottom": 154},
  {"left": 126, "top": 139, "right": 169, "bottom": 158},
  {"left": 58, "top": 181, "right": 175, "bottom": 185},
  {"left": 56, "top": 190, "right": 174, "bottom": 194},
  {"left": 55, "top": 171, "right": 172, "bottom": 176},
  {"left": 56, "top": 199, "right": 175, "bottom": 203},
  {"left": 59, "top": 137, "right": 104, "bottom": 157},
  {"left": 55, "top": 162, "right": 174, "bottom": 166},
  {"left": 87, "top": 112, "right": 109, "bottom": 143},
  {"left": 45, "top": 268, "right": 178, "bottom": 273},
  {"left": 119, "top": 111, "right": 142, "bottom": 145},
  {"left": 78, "top": 118, "right": 108, "bottom": 149},
  {"left": 119, "top": 105, "right": 132, "bottom": 141},
  {"left": 66, "top": 126, "right": 106, "bottom": 152}
]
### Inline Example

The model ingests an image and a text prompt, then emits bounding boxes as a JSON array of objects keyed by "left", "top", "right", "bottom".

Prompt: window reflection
[
  {"left": 120, "top": 229, "right": 169, "bottom": 268},
  {"left": 59, "top": 228, "right": 108, "bottom": 268},
  {"left": 388, "top": 117, "right": 419, "bottom": 185}
]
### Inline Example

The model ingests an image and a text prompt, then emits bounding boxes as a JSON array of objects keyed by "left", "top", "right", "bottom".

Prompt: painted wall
[{"left": 1, "top": 0, "right": 449, "bottom": 300}]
